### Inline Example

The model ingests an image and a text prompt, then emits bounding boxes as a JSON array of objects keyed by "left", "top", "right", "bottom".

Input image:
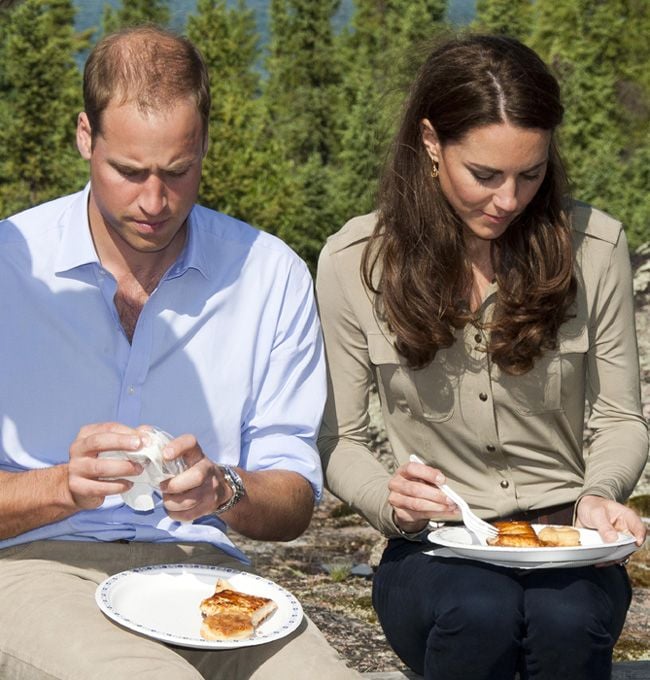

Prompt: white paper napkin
[{"left": 98, "top": 428, "right": 186, "bottom": 511}]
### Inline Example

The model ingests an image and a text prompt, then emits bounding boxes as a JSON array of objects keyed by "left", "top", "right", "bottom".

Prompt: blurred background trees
[{"left": 1, "top": 0, "right": 648, "bottom": 268}]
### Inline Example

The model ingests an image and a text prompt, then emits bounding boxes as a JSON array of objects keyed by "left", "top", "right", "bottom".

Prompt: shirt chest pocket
[
  {"left": 494, "top": 328, "right": 589, "bottom": 416},
  {"left": 367, "top": 332, "right": 454, "bottom": 422}
]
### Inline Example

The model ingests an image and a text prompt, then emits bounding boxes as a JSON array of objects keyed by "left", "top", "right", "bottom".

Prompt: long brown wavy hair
[{"left": 363, "top": 34, "right": 576, "bottom": 375}]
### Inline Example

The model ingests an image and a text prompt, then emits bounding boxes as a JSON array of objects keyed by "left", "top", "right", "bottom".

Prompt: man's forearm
[
  {"left": 222, "top": 469, "right": 315, "bottom": 541},
  {"left": 0, "top": 466, "right": 77, "bottom": 540}
]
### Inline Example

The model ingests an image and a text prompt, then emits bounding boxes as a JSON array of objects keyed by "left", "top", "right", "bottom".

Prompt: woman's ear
[
  {"left": 420, "top": 118, "right": 441, "bottom": 163},
  {"left": 76, "top": 112, "right": 93, "bottom": 161}
]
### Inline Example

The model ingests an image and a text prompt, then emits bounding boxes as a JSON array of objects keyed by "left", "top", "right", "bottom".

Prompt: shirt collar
[
  {"left": 54, "top": 183, "right": 209, "bottom": 280},
  {"left": 166, "top": 209, "right": 210, "bottom": 280},
  {"left": 55, "top": 183, "right": 100, "bottom": 274}
]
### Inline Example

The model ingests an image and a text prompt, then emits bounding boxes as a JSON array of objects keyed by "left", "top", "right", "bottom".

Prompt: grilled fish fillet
[
  {"left": 199, "top": 578, "right": 278, "bottom": 641},
  {"left": 487, "top": 521, "right": 544, "bottom": 548}
]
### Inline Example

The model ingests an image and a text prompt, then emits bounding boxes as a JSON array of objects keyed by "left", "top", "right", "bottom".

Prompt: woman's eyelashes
[{"left": 469, "top": 169, "right": 542, "bottom": 184}]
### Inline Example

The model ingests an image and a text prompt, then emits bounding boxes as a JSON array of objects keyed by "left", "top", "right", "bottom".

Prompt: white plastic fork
[{"left": 409, "top": 454, "right": 498, "bottom": 544}]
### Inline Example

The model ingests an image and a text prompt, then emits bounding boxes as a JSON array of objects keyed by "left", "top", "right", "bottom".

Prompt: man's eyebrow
[
  {"left": 108, "top": 159, "right": 144, "bottom": 172},
  {"left": 164, "top": 158, "right": 197, "bottom": 171},
  {"left": 108, "top": 158, "right": 197, "bottom": 173},
  {"left": 467, "top": 159, "right": 548, "bottom": 174}
]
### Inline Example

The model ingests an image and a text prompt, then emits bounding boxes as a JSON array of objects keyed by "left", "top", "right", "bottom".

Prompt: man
[{"left": 0, "top": 26, "right": 360, "bottom": 680}]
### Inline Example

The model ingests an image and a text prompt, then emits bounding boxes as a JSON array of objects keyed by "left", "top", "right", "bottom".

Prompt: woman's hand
[
  {"left": 576, "top": 495, "right": 647, "bottom": 546},
  {"left": 388, "top": 459, "right": 458, "bottom": 534}
]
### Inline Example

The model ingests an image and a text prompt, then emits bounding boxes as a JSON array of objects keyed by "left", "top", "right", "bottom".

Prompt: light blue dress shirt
[{"left": 0, "top": 185, "right": 325, "bottom": 562}]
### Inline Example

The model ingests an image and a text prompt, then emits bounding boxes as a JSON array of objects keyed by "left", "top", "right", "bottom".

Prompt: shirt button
[
  {"left": 479, "top": 392, "right": 488, "bottom": 401},
  {"left": 486, "top": 444, "right": 496, "bottom": 452},
  {"left": 127, "top": 386, "right": 136, "bottom": 395},
  {"left": 500, "top": 480, "right": 509, "bottom": 489},
  {"left": 474, "top": 333, "right": 482, "bottom": 343}
]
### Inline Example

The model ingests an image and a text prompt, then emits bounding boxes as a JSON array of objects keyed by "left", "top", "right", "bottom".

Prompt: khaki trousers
[{"left": 0, "top": 540, "right": 361, "bottom": 680}]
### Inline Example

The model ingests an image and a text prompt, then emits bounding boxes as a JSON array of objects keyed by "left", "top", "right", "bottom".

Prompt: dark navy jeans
[{"left": 372, "top": 538, "right": 631, "bottom": 680}]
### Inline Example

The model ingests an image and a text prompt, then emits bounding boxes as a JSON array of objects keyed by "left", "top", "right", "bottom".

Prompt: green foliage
[
  {"left": 473, "top": 0, "right": 532, "bottom": 40},
  {"left": 188, "top": 0, "right": 303, "bottom": 240},
  {"left": 262, "top": 0, "right": 344, "bottom": 268},
  {"left": 266, "top": 0, "right": 341, "bottom": 165},
  {"left": 0, "top": 0, "right": 648, "bottom": 254},
  {"left": 103, "top": 0, "right": 170, "bottom": 33},
  {"left": 529, "top": 0, "right": 650, "bottom": 249},
  {"left": 327, "top": 0, "right": 448, "bottom": 231},
  {"left": 0, "top": 0, "right": 89, "bottom": 217}
]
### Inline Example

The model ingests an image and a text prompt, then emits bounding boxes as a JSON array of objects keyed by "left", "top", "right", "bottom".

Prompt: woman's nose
[{"left": 493, "top": 182, "right": 518, "bottom": 213}]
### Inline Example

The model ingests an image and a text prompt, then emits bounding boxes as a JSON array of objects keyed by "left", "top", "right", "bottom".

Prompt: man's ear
[
  {"left": 420, "top": 118, "right": 441, "bottom": 163},
  {"left": 76, "top": 112, "right": 93, "bottom": 160}
]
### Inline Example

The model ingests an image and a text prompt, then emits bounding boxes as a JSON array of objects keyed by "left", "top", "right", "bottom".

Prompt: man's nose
[{"left": 138, "top": 175, "right": 168, "bottom": 215}]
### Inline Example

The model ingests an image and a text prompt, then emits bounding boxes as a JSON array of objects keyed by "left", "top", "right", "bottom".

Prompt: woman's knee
[{"left": 524, "top": 566, "right": 631, "bottom": 644}]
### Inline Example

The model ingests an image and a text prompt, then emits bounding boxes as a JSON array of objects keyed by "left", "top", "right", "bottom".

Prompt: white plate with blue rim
[
  {"left": 426, "top": 525, "right": 638, "bottom": 569},
  {"left": 95, "top": 563, "right": 303, "bottom": 648}
]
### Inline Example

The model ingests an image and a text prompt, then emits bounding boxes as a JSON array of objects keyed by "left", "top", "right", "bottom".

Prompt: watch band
[{"left": 213, "top": 464, "right": 246, "bottom": 516}]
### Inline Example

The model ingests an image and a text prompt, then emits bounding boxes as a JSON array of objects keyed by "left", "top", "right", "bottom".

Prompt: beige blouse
[{"left": 316, "top": 201, "right": 649, "bottom": 538}]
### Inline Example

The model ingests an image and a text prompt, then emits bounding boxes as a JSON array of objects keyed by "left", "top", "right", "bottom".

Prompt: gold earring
[{"left": 431, "top": 160, "right": 439, "bottom": 179}]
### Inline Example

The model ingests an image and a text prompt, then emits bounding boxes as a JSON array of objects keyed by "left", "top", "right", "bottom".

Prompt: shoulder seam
[{"left": 571, "top": 201, "right": 622, "bottom": 246}]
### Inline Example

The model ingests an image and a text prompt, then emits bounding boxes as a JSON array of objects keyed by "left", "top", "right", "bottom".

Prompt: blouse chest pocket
[
  {"left": 495, "top": 327, "right": 589, "bottom": 416},
  {"left": 367, "top": 332, "right": 454, "bottom": 422}
]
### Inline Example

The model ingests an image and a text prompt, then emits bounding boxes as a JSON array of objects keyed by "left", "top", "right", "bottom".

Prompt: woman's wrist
[{"left": 392, "top": 511, "right": 432, "bottom": 541}]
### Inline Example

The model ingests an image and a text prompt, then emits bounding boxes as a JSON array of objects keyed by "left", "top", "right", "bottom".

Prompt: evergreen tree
[
  {"left": 473, "top": 0, "right": 532, "bottom": 41},
  {"left": 400, "top": 0, "right": 448, "bottom": 53},
  {"left": 187, "top": 0, "right": 302, "bottom": 239},
  {"left": 0, "top": 0, "right": 89, "bottom": 217},
  {"left": 328, "top": 0, "right": 448, "bottom": 227},
  {"left": 530, "top": 0, "right": 649, "bottom": 247},
  {"left": 263, "top": 0, "right": 342, "bottom": 269},
  {"left": 103, "top": 0, "right": 170, "bottom": 33},
  {"left": 266, "top": 0, "right": 340, "bottom": 165}
]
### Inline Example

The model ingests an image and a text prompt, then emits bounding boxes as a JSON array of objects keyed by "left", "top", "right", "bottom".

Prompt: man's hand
[
  {"left": 159, "top": 434, "right": 315, "bottom": 540},
  {"left": 68, "top": 423, "right": 144, "bottom": 510},
  {"left": 158, "top": 433, "right": 229, "bottom": 521},
  {"left": 576, "top": 494, "right": 647, "bottom": 547},
  {"left": 388, "top": 459, "right": 458, "bottom": 535}
]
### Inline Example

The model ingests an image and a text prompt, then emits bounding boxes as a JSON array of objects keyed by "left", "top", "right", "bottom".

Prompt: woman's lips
[{"left": 483, "top": 212, "right": 511, "bottom": 225}]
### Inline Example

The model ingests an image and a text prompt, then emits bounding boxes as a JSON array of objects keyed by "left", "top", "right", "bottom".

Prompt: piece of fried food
[
  {"left": 199, "top": 578, "right": 278, "bottom": 641},
  {"left": 538, "top": 525, "right": 581, "bottom": 547},
  {"left": 487, "top": 520, "right": 544, "bottom": 548}
]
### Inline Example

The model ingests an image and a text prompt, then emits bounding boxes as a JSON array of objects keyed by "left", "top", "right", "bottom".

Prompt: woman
[{"left": 316, "top": 34, "right": 648, "bottom": 680}]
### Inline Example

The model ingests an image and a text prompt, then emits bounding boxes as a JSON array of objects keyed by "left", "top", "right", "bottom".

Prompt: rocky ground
[{"left": 235, "top": 246, "right": 650, "bottom": 673}]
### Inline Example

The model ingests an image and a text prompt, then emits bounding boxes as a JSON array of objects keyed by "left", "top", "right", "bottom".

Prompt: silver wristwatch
[{"left": 213, "top": 464, "right": 246, "bottom": 516}]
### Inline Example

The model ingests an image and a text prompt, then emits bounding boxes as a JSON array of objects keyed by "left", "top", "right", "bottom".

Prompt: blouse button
[
  {"left": 486, "top": 444, "right": 496, "bottom": 452},
  {"left": 500, "top": 480, "right": 509, "bottom": 489},
  {"left": 479, "top": 392, "right": 488, "bottom": 401},
  {"left": 474, "top": 333, "right": 482, "bottom": 343}
]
